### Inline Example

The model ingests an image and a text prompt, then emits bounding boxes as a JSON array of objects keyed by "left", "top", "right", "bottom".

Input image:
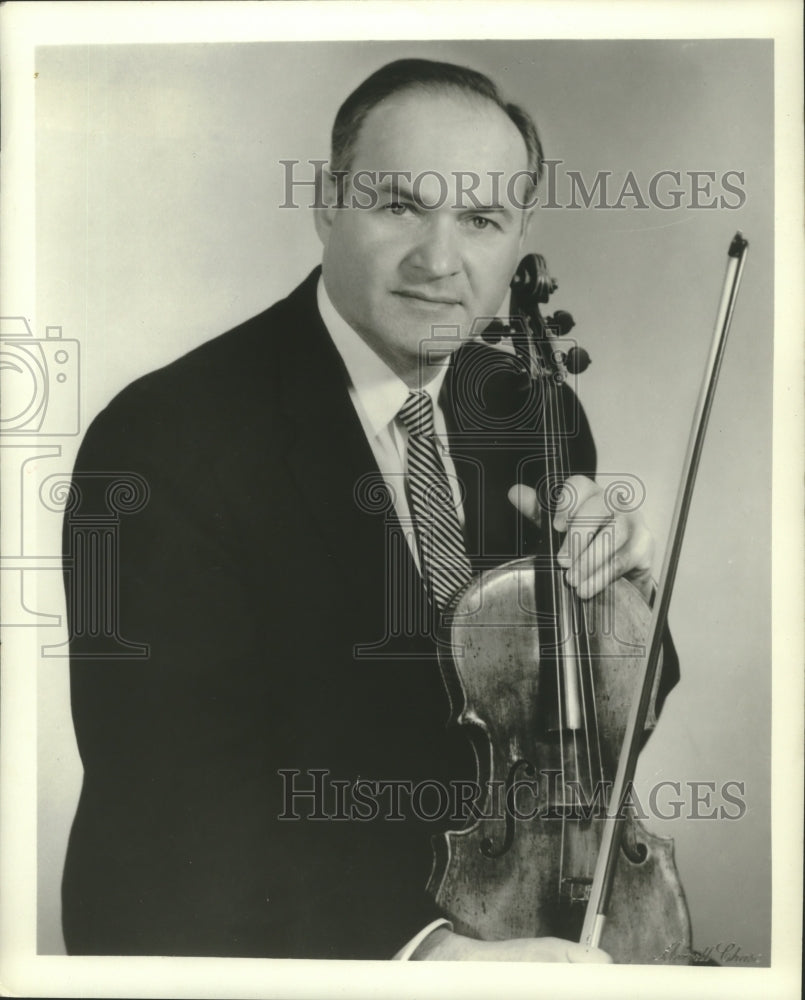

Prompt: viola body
[{"left": 428, "top": 558, "right": 692, "bottom": 964}]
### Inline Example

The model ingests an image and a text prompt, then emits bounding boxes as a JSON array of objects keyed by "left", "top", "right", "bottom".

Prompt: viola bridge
[{"left": 560, "top": 876, "right": 593, "bottom": 904}]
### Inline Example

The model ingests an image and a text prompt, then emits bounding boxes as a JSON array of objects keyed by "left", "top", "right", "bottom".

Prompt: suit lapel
[{"left": 277, "top": 271, "right": 415, "bottom": 587}]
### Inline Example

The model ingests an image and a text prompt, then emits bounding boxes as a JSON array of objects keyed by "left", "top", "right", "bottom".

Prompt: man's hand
[
  {"left": 509, "top": 474, "right": 655, "bottom": 603},
  {"left": 413, "top": 927, "right": 612, "bottom": 962}
]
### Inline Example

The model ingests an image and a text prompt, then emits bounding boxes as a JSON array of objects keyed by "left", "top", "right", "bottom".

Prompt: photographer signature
[{"left": 656, "top": 940, "right": 763, "bottom": 964}]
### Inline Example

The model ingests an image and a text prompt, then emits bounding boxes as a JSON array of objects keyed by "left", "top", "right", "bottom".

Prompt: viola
[{"left": 428, "top": 235, "right": 749, "bottom": 962}]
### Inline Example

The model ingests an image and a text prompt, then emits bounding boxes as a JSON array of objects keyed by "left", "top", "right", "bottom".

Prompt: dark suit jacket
[{"left": 62, "top": 268, "right": 677, "bottom": 959}]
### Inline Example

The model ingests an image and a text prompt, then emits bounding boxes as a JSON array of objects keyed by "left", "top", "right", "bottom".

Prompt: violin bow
[{"left": 580, "top": 232, "right": 750, "bottom": 950}]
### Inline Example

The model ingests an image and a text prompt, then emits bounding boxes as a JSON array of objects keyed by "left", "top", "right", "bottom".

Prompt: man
[{"left": 62, "top": 59, "right": 674, "bottom": 961}]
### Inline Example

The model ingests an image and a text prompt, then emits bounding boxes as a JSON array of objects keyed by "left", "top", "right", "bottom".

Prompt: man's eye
[
  {"left": 385, "top": 202, "right": 411, "bottom": 215},
  {"left": 470, "top": 216, "right": 497, "bottom": 231}
]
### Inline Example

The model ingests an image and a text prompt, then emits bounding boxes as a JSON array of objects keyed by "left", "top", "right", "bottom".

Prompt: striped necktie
[{"left": 398, "top": 390, "right": 472, "bottom": 610}]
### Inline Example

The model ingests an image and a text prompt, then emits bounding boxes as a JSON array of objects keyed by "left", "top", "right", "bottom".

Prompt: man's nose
[{"left": 405, "top": 217, "right": 461, "bottom": 278}]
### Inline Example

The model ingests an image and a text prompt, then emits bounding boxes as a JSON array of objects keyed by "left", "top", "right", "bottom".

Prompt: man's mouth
[{"left": 393, "top": 290, "right": 462, "bottom": 306}]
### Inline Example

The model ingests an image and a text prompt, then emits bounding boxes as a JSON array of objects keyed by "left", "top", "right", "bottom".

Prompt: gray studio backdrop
[{"left": 35, "top": 40, "right": 772, "bottom": 960}]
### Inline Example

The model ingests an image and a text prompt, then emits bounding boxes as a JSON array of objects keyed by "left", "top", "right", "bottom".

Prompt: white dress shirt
[
  {"left": 317, "top": 277, "right": 465, "bottom": 572},
  {"left": 317, "top": 276, "right": 455, "bottom": 958}
]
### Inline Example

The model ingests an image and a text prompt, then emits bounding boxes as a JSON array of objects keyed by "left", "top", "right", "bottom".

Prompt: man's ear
[{"left": 313, "top": 170, "right": 340, "bottom": 245}]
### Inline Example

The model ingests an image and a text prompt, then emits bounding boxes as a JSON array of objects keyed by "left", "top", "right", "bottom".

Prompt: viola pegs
[
  {"left": 551, "top": 310, "right": 576, "bottom": 336},
  {"left": 565, "top": 346, "right": 591, "bottom": 374}
]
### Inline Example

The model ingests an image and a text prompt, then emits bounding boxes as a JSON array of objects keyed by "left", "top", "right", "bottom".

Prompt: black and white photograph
[{"left": 1, "top": 2, "right": 802, "bottom": 998}]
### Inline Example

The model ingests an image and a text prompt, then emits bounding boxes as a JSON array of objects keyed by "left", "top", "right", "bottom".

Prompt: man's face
[{"left": 315, "top": 89, "right": 534, "bottom": 385}]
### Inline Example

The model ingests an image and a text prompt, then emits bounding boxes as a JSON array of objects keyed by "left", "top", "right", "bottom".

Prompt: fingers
[
  {"left": 511, "top": 936, "right": 611, "bottom": 963},
  {"left": 414, "top": 930, "right": 613, "bottom": 962},
  {"left": 508, "top": 484, "right": 541, "bottom": 525},
  {"left": 510, "top": 475, "right": 655, "bottom": 600},
  {"left": 564, "top": 511, "right": 654, "bottom": 599},
  {"left": 528, "top": 936, "right": 611, "bottom": 963},
  {"left": 554, "top": 476, "right": 612, "bottom": 565},
  {"left": 508, "top": 477, "right": 601, "bottom": 532},
  {"left": 551, "top": 475, "right": 601, "bottom": 534},
  {"left": 566, "top": 943, "right": 613, "bottom": 963}
]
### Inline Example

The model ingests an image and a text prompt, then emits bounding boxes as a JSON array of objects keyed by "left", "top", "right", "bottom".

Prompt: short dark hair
[{"left": 330, "top": 58, "right": 544, "bottom": 194}]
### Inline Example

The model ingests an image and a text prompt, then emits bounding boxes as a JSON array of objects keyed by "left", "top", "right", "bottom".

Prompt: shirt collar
[{"left": 317, "top": 276, "right": 450, "bottom": 439}]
